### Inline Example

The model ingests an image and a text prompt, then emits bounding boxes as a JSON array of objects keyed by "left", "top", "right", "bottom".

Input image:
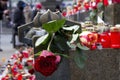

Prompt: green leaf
[
  {"left": 55, "top": 53, "right": 69, "bottom": 58},
  {"left": 42, "top": 19, "right": 66, "bottom": 33},
  {"left": 62, "top": 25, "right": 80, "bottom": 33},
  {"left": 90, "top": 11, "right": 96, "bottom": 17},
  {"left": 67, "top": 41, "right": 76, "bottom": 49},
  {"left": 53, "top": 35, "right": 70, "bottom": 52},
  {"left": 97, "top": 2, "right": 103, "bottom": 9},
  {"left": 74, "top": 48, "right": 87, "bottom": 68},
  {"left": 27, "top": 66, "right": 33, "bottom": 70},
  {"left": 35, "top": 33, "right": 49, "bottom": 47},
  {"left": 34, "top": 51, "right": 41, "bottom": 57},
  {"left": 77, "top": 43, "right": 89, "bottom": 50},
  {"left": 70, "top": 34, "right": 79, "bottom": 43}
]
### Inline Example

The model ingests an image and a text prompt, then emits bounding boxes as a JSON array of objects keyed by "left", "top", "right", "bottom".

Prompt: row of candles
[{"left": 62, "top": 0, "right": 119, "bottom": 17}]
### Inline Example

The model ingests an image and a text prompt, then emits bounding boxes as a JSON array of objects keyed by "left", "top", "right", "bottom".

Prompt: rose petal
[
  {"left": 56, "top": 55, "right": 61, "bottom": 63},
  {"left": 40, "top": 50, "right": 54, "bottom": 57}
]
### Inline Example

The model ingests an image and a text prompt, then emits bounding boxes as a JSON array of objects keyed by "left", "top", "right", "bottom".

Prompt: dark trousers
[
  {"left": 12, "top": 27, "right": 18, "bottom": 48},
  {"left": 12, "top": 32, "right": 17, "bottom": 48}
]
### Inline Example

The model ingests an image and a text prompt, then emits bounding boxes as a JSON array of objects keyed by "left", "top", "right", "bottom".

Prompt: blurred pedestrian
[
  {"left": 55, "top": 4, "right": 62, "bottom": 12},
  {"left": 24, "top": 4, "right": 32, "bottom": 23},
  {"left": 31, "top": 3, "right": 42, "bottom": 21},
  {"left": 0, "top": 0, "right": 9, "bottom": 51},
  {"left": 12, "top": 1, "right": 26, "bottom": 48},
  {"left": 0, "top": 0, "right": 9, "bottom": 20}
]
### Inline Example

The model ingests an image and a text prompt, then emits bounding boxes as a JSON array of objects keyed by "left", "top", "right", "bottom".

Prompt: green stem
[{"left": 47, "top": 33, "right": 55, "bottom": 51}]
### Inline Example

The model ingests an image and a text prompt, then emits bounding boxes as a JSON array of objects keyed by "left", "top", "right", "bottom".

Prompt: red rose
[
  {"left": 28, "top": 68, "right": 35, "bottom": 75},
  {"left": 17, "top": 63, "right": 23, "bottom": 69},
  {"left": 11, "top": 65, "right": 18, "bottom": 76},
  {"left": 34, "top": 55, "right": 58, "bottom": 76},
  {"left": 1, "top": 77, "right": 6, "bottom": 80},
  {"left": 40, "top": 50, "right": 61, "bottom": 63}
]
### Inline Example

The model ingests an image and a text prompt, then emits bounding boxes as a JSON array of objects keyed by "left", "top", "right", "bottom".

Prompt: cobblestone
[{"left": 0, "top": 26, "right": 16, "bottom": 74}]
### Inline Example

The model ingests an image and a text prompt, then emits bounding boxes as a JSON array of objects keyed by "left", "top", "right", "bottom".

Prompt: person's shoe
[
  {"left": 0, "top": 48, "right": 3, "bottom": 52},
  {"left": 10, "top": 41, "right": 13, "bottom": 43}
]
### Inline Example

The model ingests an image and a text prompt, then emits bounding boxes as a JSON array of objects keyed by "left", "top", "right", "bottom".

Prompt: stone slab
[
  {"left": 104, "top": 3, "right": 120, "bottom": 25},
  {"left": 70, "top": 49, "right": 120, "bottom": 80}
]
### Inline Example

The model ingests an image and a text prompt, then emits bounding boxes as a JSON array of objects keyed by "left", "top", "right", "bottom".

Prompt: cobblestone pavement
[{"left": 0, "top": 26, "right": 16, "bottom": 74}]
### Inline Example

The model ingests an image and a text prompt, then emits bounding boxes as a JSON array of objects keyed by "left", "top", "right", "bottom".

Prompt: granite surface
[{"left": 70, "top": 49, "right": 120, "bottom": 80}]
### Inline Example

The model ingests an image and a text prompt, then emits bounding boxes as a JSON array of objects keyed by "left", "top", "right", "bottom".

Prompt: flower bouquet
[{"left": 34, "top": 10, "right": 98, "bottom": 78}]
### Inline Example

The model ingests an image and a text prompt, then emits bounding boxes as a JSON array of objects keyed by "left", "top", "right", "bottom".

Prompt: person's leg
[
  {"left": 0, "top": 20, "right": 3, "bottom": 51},
  {"left": 13, "top": 33, "right": 16, "bottom": 48},
  {"left": 11, "top": 27, "right": 14, "bottom": 43}
]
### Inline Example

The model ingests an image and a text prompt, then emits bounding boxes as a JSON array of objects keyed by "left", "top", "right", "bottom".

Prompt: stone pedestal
[
  {"left": 34, "top": 47, "right": 120, "bottom": 80},
  {"left": 70, "top": 49, "right": 120, "bottom": 80},
  {"left": 104, "top": 3, "right": 120, "bottom": 25},
  {"left": 35, "top": 57, "right": 70, "bottom": 80}
]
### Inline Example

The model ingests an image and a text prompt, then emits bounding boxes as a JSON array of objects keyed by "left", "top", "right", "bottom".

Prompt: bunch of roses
[
  {"left": 79, "top": 31, "right": 98, "bottom": 50},
  {"left": 34, "top": 50, "right": 61, "bottom": 77}
]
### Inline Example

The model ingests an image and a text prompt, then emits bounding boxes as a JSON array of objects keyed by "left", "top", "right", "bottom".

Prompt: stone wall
[
  {"left": 67, "top": 11, "right": 90, "bottom": 22},
  {"left": 104, "top": 3, "right": 120, "bottom": 25}
]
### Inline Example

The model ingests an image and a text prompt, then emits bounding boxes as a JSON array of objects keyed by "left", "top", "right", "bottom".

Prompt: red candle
[
  {"left": 110, "top": 32, "right": 120, "bottom": 48},
  {"left": 84, "top": 2, "right": 90, "bottom": 10},
  {"left": 97, "top": 32, "right": 111, "bottom": 48}
]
